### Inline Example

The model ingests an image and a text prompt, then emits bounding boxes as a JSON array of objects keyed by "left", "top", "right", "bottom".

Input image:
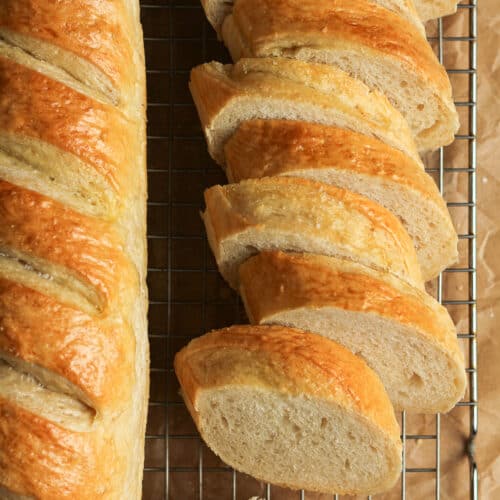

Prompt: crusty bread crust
[
  {"left": 239, "top": 251, "right": 466, "bottom": 412},
  {"left": 0, "top": 0, "right": 138, "bottom": 107},
  {"left": 189, "top": 57, "right": 422, "bottom": 166},
  {"left": 225, "top": 119, "right": 458, "bottom": 280}
]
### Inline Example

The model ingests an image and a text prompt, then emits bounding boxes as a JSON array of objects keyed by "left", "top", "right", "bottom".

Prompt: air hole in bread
[
  {"left": 417, "top": 104, "right": 425, "bottom": 111},
  {"left": 409, "top": 372, "right": 424, "bottom": 387},
  {"left": 320, "top": 417, "right": 328, "bottom": 429},
  {"left": 400, "top": 80, "right": 408, "bottom": 88},
  {"left": 344, "top": 458, "right": 351, "bottom": 470},
  {"left": 221, "top": 415, "right": 229, "bottom": 428}
]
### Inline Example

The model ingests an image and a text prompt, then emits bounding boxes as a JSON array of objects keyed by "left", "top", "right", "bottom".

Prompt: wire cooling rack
[{"left": 140, "top": 1, "right": 478, "bottom": 498}]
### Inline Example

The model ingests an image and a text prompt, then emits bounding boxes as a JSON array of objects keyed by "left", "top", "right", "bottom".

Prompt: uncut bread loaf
[
  {"left": 0, "top": 1, "right": 148, "bottom": 498},
  {"left": 202, "top": 176, "right": 424, "bottom": 290},
  {"left": 239, "top": 252, "right": 467, "bottom": 413},
  {"left": 175, "top": 325, "right": 402, "bottom": 495},
  {"left": 225, "top": 119, "right": 457, "bottom": 280},
  {"left": 219, "top": 0, "right": 458, "bottom": 151},
  {"left": 190, "top": 57, "right": 422, "bottom": 167}
]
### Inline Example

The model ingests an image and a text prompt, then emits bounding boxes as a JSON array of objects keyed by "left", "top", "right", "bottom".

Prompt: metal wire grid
[{"left": 140, "top": 1, "right": 478, "bottom": 498}]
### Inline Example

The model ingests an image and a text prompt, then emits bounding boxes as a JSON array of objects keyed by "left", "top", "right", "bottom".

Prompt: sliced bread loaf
[
  {"left": 225, "top": 119, "right": 457, "bottom": 280},
  {"left": 239, "top": 252, "right": 467, "bottom": 413},
  {"left": 221, "top": 0, "right": 458, "bottom": 151},
  {"left": 189, "top": 57, "right": 422, "bottom": 166},
  {"left": 174, "top": 324, "right": 402, "bottom": 495},
  {"left": 202, "top": 176, "right": 424, "bottom": 290}
]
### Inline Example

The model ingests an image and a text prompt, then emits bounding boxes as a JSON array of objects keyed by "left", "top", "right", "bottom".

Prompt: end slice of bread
[
  {"left": 189, "top": 57, "right": 422, "bottom": 166},
  {"left": 239, "top": 252, "right": 467, "bottom": 413},
  {"left": 221, "top": 0, "right": 459, "bottom": 151},
  {"left": 202, "top": 176, "right": 424, "bottom": 290},
  {"left": 414, "top": 0, "right": 458, "bottom": 21},
  {"left": 225, "top": 119, "right": 457, "bottom": 280},
  {"left": 174, "top": 324, "right": 402, "bottom": 495}
]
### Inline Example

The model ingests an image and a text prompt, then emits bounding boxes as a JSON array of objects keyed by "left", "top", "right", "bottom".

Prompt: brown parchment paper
[{"left": 475, "top": 0, "right": 500, "bottom": 498}]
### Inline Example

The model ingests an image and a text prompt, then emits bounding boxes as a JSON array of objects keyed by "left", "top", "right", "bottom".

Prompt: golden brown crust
[
  {"left": 189, "top": 58, "right": 422, "bottom": 166},
  {"left": 204, "top": 176, "right": 424, "bottom": 290},
  {"left": 0, "top": 398, "right": 122, "bottom": 499},
  {"left": 0, "top": 57, "right": 134, "bottom": 196},
  {"left": 228, "top": 0, "right": 449, "bottom": 94},
  {"left": 239, "top": 251, "right": 461, "bottom": 359},
  {"left": 0, "top": 278, "right": 134, "bottom": 412},
  {"left": 175, "top": 325, "right": 400, "bottom": 442},
  {"left": 226, "top": 119, "right": 430, "bottom": 190},
  {"left": 0, "top": 181, "right": 137, "bottom": 311},
  {"left": 0, "top": 0, "right": 134, "bottom": 95},
  {"left": 202, "top": 0, "right": 424, "bottom": 33}
]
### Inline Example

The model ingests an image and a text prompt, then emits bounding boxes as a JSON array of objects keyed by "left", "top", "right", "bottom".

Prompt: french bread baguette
[
  {"left": 0, "top": 1, "right": 148, "bottom": 498},
  {"left": 175, "top": 324, "right": 402, "bottom": 495},
  {"left": 221, "top": 0, "right": 458, "bottom": 151},
  {"left": 225, "top": 120, "right": 457, "bottom": 280},
  {"left": 239, "top": 252, "right": 467, "bottom": 413},
  {"left": 203, "top": 176, "right": 424, "bottom": 290},
  {"left": 189, "top": 57, "right": 423, "bottom": 167}
]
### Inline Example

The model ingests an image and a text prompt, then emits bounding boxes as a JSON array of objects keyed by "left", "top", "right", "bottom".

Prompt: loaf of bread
[
  {"left": 175, "top": 325, "right": 402, "bottom": 495},
  {"left": 190, "top": 57, "right": 422, "bottom": 167},
  {"left": 225, "top": 119, "right": 458, "bottom": 280},
  {"left": 239, "top": 252, "right": 466, "bottom": 413},
  {"left": 203, "top": 176, "right": 424, "bottom": 290},
  {"left": 219, "top": 0, "right": 458, "bottom": 151},
  {"left": 0, "top": 1, "right": 148, "bottom": 498}
]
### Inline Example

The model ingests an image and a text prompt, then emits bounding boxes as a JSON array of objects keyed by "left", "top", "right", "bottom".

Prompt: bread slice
[
  {"left": 203, "top": 176, "right": 424, "bottom": 290},
  {"left": 239, "top": 252, "right": 467, "bottom": 413},
  {"left": 414, "top": 0, "right": 458, "bottom": 22},
  {"left": 189, "top": 57, "right": 422, "bottom": 166},
  {"left": 221, "top": 0, "right": 458, "bottom": 151},
  {"left": 201, "top": 0, "right": 425, "bottom": 34},
  {"left": 225, "top": 120, "right": 457, "bottom": 280},
  {"left": 174, "top": 324, "right": 402, "bottom": 495}
]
